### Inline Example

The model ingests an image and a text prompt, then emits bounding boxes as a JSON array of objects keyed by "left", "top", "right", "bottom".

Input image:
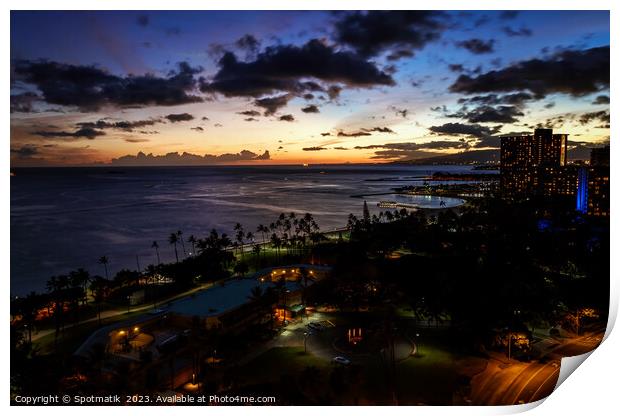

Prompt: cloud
[
  {"left": 235, "top": 34, "right": 261, "bottom": 55},
  {"left": 321, "top": 132, "right": 331, "bottom": 136},
  {"left": 450, "top": 46, "right": 609, "bottom": 98},
  {"left": 302, "top": 146, "right": 327, "bottom": 151},
  {"left": 456, "top": 39, "right": 495, "bottom": 54},
  {"left": 136, "top": 14, "right": 149, "bottom": 27},
  {"left": 428, "top": 122, "right": 501, "bottom": 138},
  {"left": 124, "top": 138, "right": 150, "bottom": 143},
  {"left": 448, "top": 105, "right": 524, "bottom": 123},
  {"left": 77, "top": 117, "right": 162, "bottom": 132},
  {"left": 500, "top": 11, "right": 519, "bottom": 20},
  {"left": 301, "top": 104, "right": 320, "bottom": 113},
  {"left": 333, "top": 11, "right": 446, "bottom": 57},
  {"left": 502, "top": 27, "right": 533, "bottom": 37},
  {"left": 191, "top": 126, "right": 204, "bottom": 131},
  {"left": 13, "top": 60, "right": 204, "bottom": 111},
  {"left": 353, "top": 140, "right": 472, "bottom": 160},
  {"left": 578, "top": 110, "right": 610, "bottom": 127},
  {"left": 165, "top": 113, "right": 194, "bottom": 123},
  {"left": 110, "top": 150, "right": 271, "bottom": 166},
  {"left": 10, "top": 92, "right": 41, "bottom": 113},
  {"left": 337, "top": 130, "right": 371, "bottom": 137},
  {"left": 11, "top": 144, "right": 39, "bottom": 157},
  {"left": 592, "top": 95, "right": 610, "bottom": 105},
  {"left": 386, "top": 49, "right": 415, "bottom": 61},
  {"left": 364, "top": 126, "right": 395, "bottom": 133},
  {"left": 237, "top": 110, "right": 262, "bottom": 117},
  {"left": 279, "top": 114, "right": 295, "bottom": 122},
  {"left": 457, "top": 92, "right": 533, "bottom": 106},
  {"left": 244, "top": 117, "right": 259, "bottom": 122},
  {"left": 254, "top": 94, "right": 293, "bottom": 115},
  {"left": 33, "top": 127, "right": 106, "bottom": 140},
  {"left": 200, "top": 39, "right": 394, "bottom": 100}
]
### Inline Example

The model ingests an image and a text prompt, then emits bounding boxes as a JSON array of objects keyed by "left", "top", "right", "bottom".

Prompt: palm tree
[
  {"left": 176, "top": 230, "right": 186, "bottom": 258},
  {"left": 169, "top": 233, "right": 179, "bottom": 263},
  {"left": 234, "top": 223, "right": 245, "bottom": 258},
  {"left": 90, "top": 276, "right": 110, "bottom": 325},
  {"left": 151, "top": 241, "right": 161, "bottom": 264},
  {"left": 98, "top": 256, "right": 109, "bottom": 279},
  {"left": 188, "top": 235, "right": 197, "bottom": 256}
]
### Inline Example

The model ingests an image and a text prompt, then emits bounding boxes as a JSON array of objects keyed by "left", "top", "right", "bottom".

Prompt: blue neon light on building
[{"left": 576, "top": 167, "right": 588, "bottom": 213}]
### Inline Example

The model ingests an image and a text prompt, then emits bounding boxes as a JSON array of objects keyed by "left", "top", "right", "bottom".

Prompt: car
[
  {"left": 332, "top": 356, "right": 351, "bottom": 365},
  {"left": 308, "top": 322, "right": 324, "bottom": 331}
]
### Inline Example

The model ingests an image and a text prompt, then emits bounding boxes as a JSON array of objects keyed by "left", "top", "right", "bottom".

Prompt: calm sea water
[{"left": 10, "top": 164, "right": 476, "bottom": 294}]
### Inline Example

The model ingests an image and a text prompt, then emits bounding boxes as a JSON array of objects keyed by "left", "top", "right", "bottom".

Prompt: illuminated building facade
[
  {"left": 500, "top": 129, "right": 569, "bottom": 197},
  {"left": 587, "top": 146, "right": 610, "bottom": 217}
]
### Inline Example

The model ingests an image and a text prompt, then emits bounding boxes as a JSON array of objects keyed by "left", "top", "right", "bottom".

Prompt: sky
[{"left": 10, "top": 10, "right": 610, "bottom": 166}]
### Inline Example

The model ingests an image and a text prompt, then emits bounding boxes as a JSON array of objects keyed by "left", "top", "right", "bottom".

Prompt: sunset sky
[{"left": 10, "top": 10, "right": 610, "bottom": 166}]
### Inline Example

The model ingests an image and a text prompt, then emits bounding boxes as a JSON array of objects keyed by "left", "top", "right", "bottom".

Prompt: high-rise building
[
  {"left": 500, "top": 129, "right": 569, "bottom": 197},
  {"left": 587, "top": 146, "right": 610, "bottom": 217}
]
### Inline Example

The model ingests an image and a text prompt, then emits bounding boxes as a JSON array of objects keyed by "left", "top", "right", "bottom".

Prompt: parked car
[{"left": 332, "top": 356, "right": 351, "bottom": 365}]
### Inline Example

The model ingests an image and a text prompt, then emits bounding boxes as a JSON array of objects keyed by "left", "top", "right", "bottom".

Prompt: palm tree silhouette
[
  {"left": 188, "top": 235, "right": 197, "bottom": 256},
  {"left": 151, "top": 241, "right": 161, "bottom": 264},
  {"left": 98, "top": 256, "right": 109, "bottom": 279},
  {"left": 169, "top": 233, "right": 179, "bottom": 263},
  {"left": 176, "top": 230, "right": 186, "bottom": 258}
]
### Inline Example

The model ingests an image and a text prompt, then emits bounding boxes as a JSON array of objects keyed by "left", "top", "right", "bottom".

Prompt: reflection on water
[{"left": 10, "top": 164, "right": 478, "bottom": 293}]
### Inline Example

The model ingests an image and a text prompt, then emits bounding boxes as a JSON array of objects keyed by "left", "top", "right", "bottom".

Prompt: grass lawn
[{"left": 233, "top": 346, "right": 329, "bottom": 384}]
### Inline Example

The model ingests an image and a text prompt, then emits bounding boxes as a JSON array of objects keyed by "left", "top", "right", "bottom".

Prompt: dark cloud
[
  {"left": 13, "top": 60, "right": 203, "bottom": 111},
  {"left": 191, "top": 126, "right": 204, "bottom": 132},
  {"left": 386, "top": 49, "right": 414, "bottom": 61},
  {"left": 500, "top": 11, "right": 519, "bottom": 20},
  {"left": 429, "top": 122, "right": 501, "bottom": 138},
  {"left": 111, "top": 150, "right": 270, "bottom": 166},
  {"left": 136, "top": 15, "right": 149, "bottom": 27},
  {"left": 302, "top": 146, "right": 327, "bottom": 151},
  {"left": 237, "top": 110, "right": 262, "bottom": 117},
  {"left": 11, "top": 144, "right": 39, "bottom": 157},
  {"left": 165, "top": 113, "right": 194, "bottom": 123},
  {"left": 301, "top": 104, "right": 320, "bottom": 113},
  {"left": 578, "top": 110, "right": 610, "bottom": 127},
  {"left": 200, "top": 39, "right": 394, "bottom": 100},
  {"left": 10, "top": 92, "right": 41, "bottom": 113},
  {"left": 333, "top": 11, "right": 446, "bottom": 57},
  {"left": 457, "top": 92, "right": 533, "bottom": 106},
  {"left": 592, "top": 95, "right": 610, "bottom": 105},
  {"left": 124, "top": 138, "right": 150, "bottom": 143},
  {"left": 449, "top": 105, "right": 524, "bottom": 123},
  {"left": 502, "top": 27, "right": 533, "bottom": 37},
  {"left": 327, "top": 85, "right": 343, "bottom": 100},
  {"left": 320, "top": 132, "right": 331, "bottom": 136},
  {"left": 353, "top": 140, "right": 472, "bottom": 160},
  {"left": 456, "top": 38, "right": 495, "bottom": 54},
  {"left": 77, "top": 118, "right": 161, "bottom": 132},
  {"left": 363, "top": 126, "right": 395, "bottom": 133},
  {"left": 278, "top": 114, "right": 295, "bottom": 122},
  {"left": 333, "top": 146, "right": 349, "bottom": 150},
  {"left": 255, "top": 94, "right": 293, "bottom": 115},
  {"left": 450, "top": 46, "right": 609, "bottom": 98},
  {"left": 33, "top": 127, "right": 106, "bottom": 140},
  {"left": 244, "top": 117, "right": 259, "bottom": 122},
  {"left": 448, "top": 64, "right": 465, "bottom": 73},
  {"left": 235, "top": 34, "right": 261, "bottom": 54},
  {"left": 337, "top": 130, "right": 371, "bottom": 137}
]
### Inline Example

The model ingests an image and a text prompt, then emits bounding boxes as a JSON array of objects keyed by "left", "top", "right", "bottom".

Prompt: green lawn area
[{"left": 233, "top": 347, "right": 329, "bottom": 383}]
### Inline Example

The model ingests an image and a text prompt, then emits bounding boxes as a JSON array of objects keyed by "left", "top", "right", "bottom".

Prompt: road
[{"left": 470, "top": 330, "right": 604, "bottom": 405}]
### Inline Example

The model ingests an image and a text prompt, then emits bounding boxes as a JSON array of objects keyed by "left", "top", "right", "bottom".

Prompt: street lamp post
[{"left": 304, "top": 332, "right": 308, "bottom": 353}]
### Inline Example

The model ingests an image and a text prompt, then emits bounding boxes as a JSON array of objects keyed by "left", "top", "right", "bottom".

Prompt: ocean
[{"left": 10, "top": 164, "right": 477, "bottom": 294}]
